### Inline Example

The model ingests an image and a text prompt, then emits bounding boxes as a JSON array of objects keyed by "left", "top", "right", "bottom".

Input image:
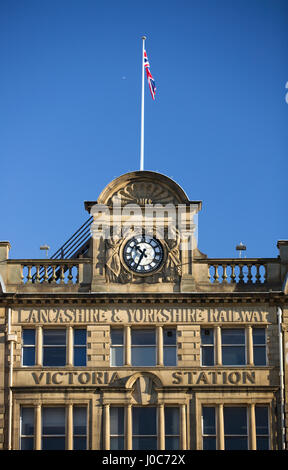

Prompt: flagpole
[{"left": 140, "top": 35, "right": 146, "bottom": 171}]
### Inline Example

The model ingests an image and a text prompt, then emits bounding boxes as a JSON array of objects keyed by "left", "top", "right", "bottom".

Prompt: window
[
  {"left": 110, "top": 407, "right": 125, "bottom": 450},
  {"left": 110, "top": 329, "right": 124, "bottom": 366},
  {"left": 110, "top": 327, "right": 177, "bottom": 367},
  {"left": 201, "top": 329, "right": 214, "bottom": 366},
  {"left": 132, "top": 407, "right": 157, "bottom": 450},
  {"left": 22, "top": 330, "right": 36, "bottom": 366},
  {"left": 253, "top": 328, "right": 266, "bottom": 366},
  {"left": 202, "top": 407, "right": 216, "bottom": 450},
  {"left": 255, "top": 406, "right": 269, "bottom": 450},
  {"left": 131, "top": 330, "right": 156, "bottom": 366},
  {"left": 163, "top": 329, "right": 177, "bottom": 366},
  {"left": 202, "top": 405, "right": 269, "bottom": 450},
  {"left": 165, "top": 407, "right": 180, "bottom": 449},
  {"left": 42, "top": 407, "right": 66, "bottom": 450},
  {"left": 224, "top": 407, "right": 248, "bottom": 450},
  {"left": 74, "top": 330, "right": 87, "bottom": 366},
  {"left": 222, "top": 329, "right": 246, "bottom": 365},
  {"left": 73, "top": 407, "right": 87, "bottom": 450},
  {"left": 20, "top": 407, "right": 35, "bottom": 450},
  {"left": 43, "top": 329, "right": 66, "bottom": 366}
]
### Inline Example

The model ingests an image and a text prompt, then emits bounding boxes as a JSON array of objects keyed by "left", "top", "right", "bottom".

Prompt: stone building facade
[{"left": 0, "top": 170, "right": 287, "bottom": 450}]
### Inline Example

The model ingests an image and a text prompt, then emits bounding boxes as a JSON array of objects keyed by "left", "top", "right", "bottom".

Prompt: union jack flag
[{"left": 144, "top": 50, "right": 156, "bottom": 100}]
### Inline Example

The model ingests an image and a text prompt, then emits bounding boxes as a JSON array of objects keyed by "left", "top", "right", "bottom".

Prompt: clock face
[{"left": 123, "top": 235, "right": 164, "bottom": 274}]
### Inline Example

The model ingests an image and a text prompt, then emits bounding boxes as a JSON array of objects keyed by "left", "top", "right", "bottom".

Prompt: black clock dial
[{"left": 123, "top": 235, "right": 164, "bottom": 274}]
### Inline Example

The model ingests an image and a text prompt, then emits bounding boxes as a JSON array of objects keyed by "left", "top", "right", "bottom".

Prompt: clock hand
[
  {"left": 136, "top": 248, "right": 146, "bottom": 268},
  {"left": 136, "top": 245, "right": 147, "bottom": 258}
]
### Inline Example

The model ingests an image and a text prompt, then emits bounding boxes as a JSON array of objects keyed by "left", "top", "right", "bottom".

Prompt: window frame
[{"left": 22, "top": 329, "right": 36, "bottom": 367}]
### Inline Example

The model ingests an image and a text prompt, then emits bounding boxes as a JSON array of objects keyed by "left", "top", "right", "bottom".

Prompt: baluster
[
  {"left": 238, "top": 264, "right": 244, "bottom": 284},
  {"left": 43, "top": 265, "right": 49, "bottom": 283},
  {"left": 76, "top": 265, "right": 79, "bottom": 284},
  {"left": 35, "top": 265, "right": 40, "bottom": 283},
  {"left": 68, "top": 265, "right": 73, "bottom": 284},
  {"left": 231, "top": 264, "right": 236, "bottom": 283},
  {"left": 214, "top": 264, "right": 219, "bottom": 283},
  {"left": 222, "top": 264, "right": 227, "bottom": 283},
  {"left": 21, "top": 265, "right": 25, "bottom": 284},
  {"left": 51, "top": 265, "right": 56, "bottom": 282},
  {"left": 59, "top": 265, "right": 65, "bottom": 284},
  {"left": 27, "top": 265, "right": 32, "bottom": 283},
  {"left": 247, "top": 264, "right": 253, "bottom": 284},
  {"left": 262, "top": 264, "right": 267, "bottom": 284},
  {"left": 255, "top": 264, "right": 261, "bottom": 284}
]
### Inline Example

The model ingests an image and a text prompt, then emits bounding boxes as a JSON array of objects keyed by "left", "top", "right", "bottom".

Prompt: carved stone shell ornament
[{"left": 109, "top": 182, "right": 177, "bottom": 205}]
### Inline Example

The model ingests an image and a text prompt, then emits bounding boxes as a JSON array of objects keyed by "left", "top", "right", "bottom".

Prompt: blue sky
[{"left": 0, "top": 0, "right": 287, "bottom": 260}]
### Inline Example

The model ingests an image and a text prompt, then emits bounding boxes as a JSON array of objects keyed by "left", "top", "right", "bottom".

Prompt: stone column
[
  {"left": 35, "top": 404, "right": 41, "bottom": 450},
  {"left": 67, "top": 327, "right": 73, "bottom": 366},
  {"left": 181, "top": 404, "right": 187, "bottom": 450},
  {"left": 215, "top": 327, "right": 222, "bottom": 365},
  {"left": 158, "top": 404, "right": 165, "bottom": 450},
  {"left": 249, "top": 404, "right": 256, "bottom": 450},
  {"left": 247, "top": 326, "right": 254, "bottom": 365},
  {"left": 67, "top": 404, "right": 73, "bottom": 450},
  {"left": 125, "top": 326, "right": 131, "bottom": 366},
  {"left": 126, "top": 405, "right": 132, "bottom": 450},
  {"left": 217, "top": 404, "right": 225, "bottom": 450},
  {"left": 36, "top": 327, "right": 43, "bottom": 366},
  {"left": 104, "top": 404, "right": 110, "bottom": 450},
  {"left": 157, "top": 326, "right": 164, "bottom": 366}
]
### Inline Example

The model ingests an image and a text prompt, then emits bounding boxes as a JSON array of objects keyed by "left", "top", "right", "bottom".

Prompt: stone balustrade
[{"left": 195, "top": 258, "right": 280, "bottom": 285}]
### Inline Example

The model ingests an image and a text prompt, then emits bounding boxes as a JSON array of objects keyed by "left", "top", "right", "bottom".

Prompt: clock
[{"left": 123, "top": 235, "right": 164, "bottom": 274}]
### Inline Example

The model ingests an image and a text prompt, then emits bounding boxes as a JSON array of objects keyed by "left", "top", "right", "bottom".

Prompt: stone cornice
[{"left": 0, "top": 291, "right": 286, "bottom": 306}]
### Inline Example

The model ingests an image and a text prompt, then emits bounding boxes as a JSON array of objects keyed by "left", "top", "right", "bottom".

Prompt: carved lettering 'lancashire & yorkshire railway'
[{"left": 13, "top": 307, "right": 270, "bottom": 324}]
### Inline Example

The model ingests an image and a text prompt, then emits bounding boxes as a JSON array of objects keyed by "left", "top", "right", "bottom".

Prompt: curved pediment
[{"left": 94, "top": 171, "right": 191, "bottom": 207}]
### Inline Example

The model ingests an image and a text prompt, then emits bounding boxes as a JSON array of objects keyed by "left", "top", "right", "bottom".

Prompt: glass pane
[
  {"left": 111, "top": 347, "right": 124, "bottom": 366},
  {"left": 73, "top": 407, "right": 87, "bottom": 435},
  {"left": 225, "top": 437, "right": 248, "bottom": 450},
  {"left": 222, "top": 346, "right": 245, "bottom": 365},
  {"left": 110, "top": 407, "right": 124, "bottom": 435},
  {"left": 164, "top": 329, "right": 176, "bottom": 345},
  {"left": 42, "top": 437, "right": 66, "bottom": 450},
  {"left": 42, "top": 407, "right": 65, "bottom": 435},
  {"left": 111, "top": 329, "right": 123, "bottom": 345},
  {"left": 74, "top": 329, "right": 86, "bottom": 345},
  {"left": 165, "top": 436, "right": 180, "bottom": 450},
  {"left": 131, "top": 330, "right": 155, "bottom": 345},
  {"left": 224, "top": 407, "right": 247, "bottom": 435},
  {"left": 164, "top": 347, "right": 177, "bottom": 366},
  {"left": 203, "top": 437, "right": 216, "bottom": 450},
  {"left": 23, "top": 329, "right": 35, "bottom": 345},
  {"left": 202, "top": 407, "right": 215, "bottom": 434},
  {"left": 201, "top": 347, "right": 214, "bottom": 366},
  {"left": 21, "top": 437, "right": 34, "bottom": 450},
  {"left": 23, "top": 347, "right": 35, "bottom": 366},
  {"left": 133, "top": 408, "right": 156, "bottom": 435},
  {"left": 255, "top": 406, "right": 269, "bottom": 435},
  {"left": 165, "top": 408, "right": 179, "bottom": 435},
  {"left": 131, "top": 346, "right": 156, "bottom": 366},
  {"left": 254, "top": 347, "right": 266, "bottom": 366},
  {"left": 43, "top": 347, "right": 66, "bottom": 366},
  {"left": 253, "top": 328, "right": 265, "bottom": 345},
  {"left": 74, "top": 348, "right": 86, "bottom": 366},
  {"left": 201, "top": 329, "right": 214, "bottom": 345},
  {"left": 43, "top": 330, "right": 66, "bottom": 345},
  {"left": 257, "top": 437, "right": 269, "bottom": 450},
  {"left": 74, "top": 437, "right": 87, "bottom": 450},
  {"left": 21, "top": 408, "right": 34, "bottom": 435},
  {"left": 222, "top": 329, "right": 245, "bottom": 345},
  {"left": 111, "top": 436, "right": 124, "bottom": 450},
  {"left": 133, "top": 436, "right": 157, "bottom": 450}
]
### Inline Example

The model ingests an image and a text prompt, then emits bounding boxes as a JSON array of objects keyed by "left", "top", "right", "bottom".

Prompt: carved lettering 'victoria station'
[{"left": 0, "top": 170, "right": 287, "bottom": 451}]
